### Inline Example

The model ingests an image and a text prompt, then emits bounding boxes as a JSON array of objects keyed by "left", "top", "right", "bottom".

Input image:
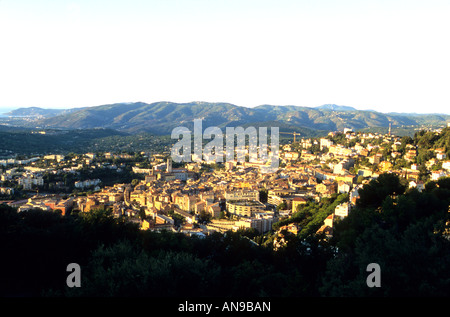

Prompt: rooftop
[{"left": 227, "top": 200, "right": 265, "bottom": 207}]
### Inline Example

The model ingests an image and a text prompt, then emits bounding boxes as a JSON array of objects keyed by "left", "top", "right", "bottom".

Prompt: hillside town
[{"left": 1, "top": 127, "right": 450, "bottom": 244}]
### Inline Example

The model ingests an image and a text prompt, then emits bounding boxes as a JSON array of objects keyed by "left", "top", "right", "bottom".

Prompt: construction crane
[{"left": 279, "top": 131, "right": 301, "bottom": 143}]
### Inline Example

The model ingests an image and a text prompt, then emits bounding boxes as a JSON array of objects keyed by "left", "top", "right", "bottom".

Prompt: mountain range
[
  {"left": 3, "top": 107, "right": 83, "bottom": 118},
  {"left": 2, "top": 102, "right": 450, "bottom": 136}
]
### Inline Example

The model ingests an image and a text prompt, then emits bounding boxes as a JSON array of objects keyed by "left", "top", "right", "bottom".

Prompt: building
[
  {"left": 292, "top": 196, "right": 307, "bottom": 212},
  {"left": 18, "top": 200, "right": 51, "bottom": 212},
  {"left": 0, "top": 187, "right": 14, "bottom": 195},
  {"left": 153, "top": 162, "right": 167, "bottom": 171},
  {"left": 284, "top": 152, "right": 300, "bottom": 161},
  {"left": 18, "top": 175, "right": 44, "bottom": 190},
  {"left": 267, "top": 188, "right": 297, "bottom": 209},
  {"left": 359, "top": 148, "right": 369, "bottom": 157},
  {"left": 358, "top": 168, "right": 373, "bottom": 177},
  {"left": 267, "top": 194, "right": 284, "bottom": 207},
  {"left": 208, "top": 202, "right": 221, "bottom": 218},
  {"left": 436, "top": 151, "right": 447, "bottom": 160},
  {"left": 316, "top": 214, "right": 334, "bottom": 238},
  {"left": 350, "top": 185, "right": 362, "bottom": 204},
  {"left": 277, "top": 223, "right": 301, "bottom": 235},
  {"left": 315, "top": 180, "right": 337, "bottom": 196},
  {"left": 233, "top": 213, "right": 275, "bottom": 234},
  {"left": 173, "top": 208, "right": 197, "bottom": 224},
  {"left": 338, "top": 181, "right": 352, "bottom": 193},
  {"left": 368, "top": 153, "right": 383, "bottom": 165},
  {"left": 323, "top": 214, "right": 334, "bottom": 228},
  {"left": 333, "top": 159, "right": 354, "bottom": 175},
  {"left": 225, "top": 190, "right": 260, "bottom": 202},
  {"left": 343, "top": 128, "right": 353, "bottom": 134},
  {"left": 74, "top": 179, "right": 101, "bottom": 189},
  {"left": 334, "top": 202, "right": 351, "bottom": 218},
  {"left": 409, "top": 180, "right": 425, "bottom": 192},
  {"left": 404, "top": 149, "right": 417, "bottom": 162},
  {"left": 328, "top": 144, "right": 353, "bottom": 156},
  {"left": 206, "top": 219, "right": 236, "bottom": 233},
  {"left": 81, "top": 196, "right": 110, "bottom": 212},
  {"left": 379, "top": 161, "right": 393, "bottom": 172},
  {"left": 300, "top": 139, "right": 312, "bottom": 149},
  {"left": 320, "top": 138, "right": 333, "bottom": 150},
  {"left": 43, "top": 197, "right": 74, "bottom": 216},
  {"left": 431, "top": 170, "right": 447, "bottom": 181},
  {"left": 166, "top": 157, "right": 172, "bottom": 172},
  {"left": 442, "top": 161, "right": 450, "bottom": 171},
  {"left": 226, "top": 200, "right": 266, "bottom": 217},
  {"left": 132, "top": 166, "right": 153, "bottom": 174},
  {"left": 43, "top": 154, "right": 65, "bottom": 162},
  {"left": 155, "top": 213, "right": 174, "bottom": 225},
  {"left": 194, "top": 200, "right": 206, "bottom": 214},
  {"left": 177, "top": 194, "right": 197, "bottom": 213},
  {"left": 130, "top": 190, "right": 147, "bottom": 206}
]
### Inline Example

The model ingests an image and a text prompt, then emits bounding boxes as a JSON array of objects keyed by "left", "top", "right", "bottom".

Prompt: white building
[
  {"left": 338, "top": 182, "right": 352, "bottom": 193},
  {"left": 0, "top": 157, "right": 40, "bottom": 166},
  {"left": 431, "top": 170, "right": 447, "bottom": 181},
  {"left": 320, "top": 138, "right": 333, "bottom": 150},
  {"left": 335, "top": 202, "right": 351, "bottom": 218},
  {"left": 442, "top": 161, "right": 450, "bottom": 171},
  {"left": 43, "top": 155, "right": 65, "bottom": 162},
  {"left": 233, "top": 212, "right": 275, "bottom": 233},
  {"left": 132, "top": 166, "right": 152, "bottom": 174},
  {"left": 409, "top": 180, "right": 425, "bottom": 192},
  {"left": 343, "top": 128, "right": 353, "bottom": 134},
  {"left": 75, "top": 179, "right": 101, "bottom": 189},
  {"left": 18, "top": 175, "right": 44, "bottom": 190}
]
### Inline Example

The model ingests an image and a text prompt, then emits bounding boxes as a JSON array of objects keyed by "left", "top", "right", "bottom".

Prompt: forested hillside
[
  {"left": 0, "top": 129, "right": 172, "bottom": 156},
  {"left": 7, "top": 102, "right": 449, "bottom": 134}
]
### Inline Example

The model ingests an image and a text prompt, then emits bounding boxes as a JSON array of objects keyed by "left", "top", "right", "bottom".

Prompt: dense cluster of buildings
[{"left": 1, "top": 128, "right": 450, "bottom": 241}]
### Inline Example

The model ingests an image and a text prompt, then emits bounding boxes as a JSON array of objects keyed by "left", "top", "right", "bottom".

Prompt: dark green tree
[{"left": 356, "top": 173, "right": 406, "bottom": 209}]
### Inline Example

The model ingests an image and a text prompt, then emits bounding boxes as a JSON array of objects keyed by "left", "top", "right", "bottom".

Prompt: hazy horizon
[
  {"left": 1, "top": 101, "right": 450, "bottom": 116},
  {"left": 1, "top": 1, "right": 449, "bottom": 114}
]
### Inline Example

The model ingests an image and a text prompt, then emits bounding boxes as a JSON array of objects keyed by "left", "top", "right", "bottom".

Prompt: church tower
[{"left": 166, "top": 157, "right": 172, "bottom": 173}]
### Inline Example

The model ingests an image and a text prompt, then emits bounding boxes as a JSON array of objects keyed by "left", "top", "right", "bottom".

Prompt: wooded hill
[{"left": 6, "top": 102, "right": 450, "bottom": 134}]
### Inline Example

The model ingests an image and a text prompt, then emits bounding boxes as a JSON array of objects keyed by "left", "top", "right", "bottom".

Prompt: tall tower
[
  {"left": 166, "top": 157, "right": 172, "bottom": 173},
  {"left": 388, "top": 122, "right": 391, "bottom": 136}
]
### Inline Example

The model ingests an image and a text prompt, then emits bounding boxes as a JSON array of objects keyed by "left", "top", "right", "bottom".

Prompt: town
[{"left": 1, "top": 126, "right": 450, "bottom": 246}]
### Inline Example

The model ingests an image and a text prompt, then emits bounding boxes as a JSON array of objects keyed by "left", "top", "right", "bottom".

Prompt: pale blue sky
[{"left": 1, "top": 0, "right": 449, "bottom": 113}]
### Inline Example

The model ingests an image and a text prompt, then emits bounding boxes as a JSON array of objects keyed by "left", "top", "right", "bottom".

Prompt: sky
[{"left": 0, "top": 0, "right": 449, "bottom": 114}]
